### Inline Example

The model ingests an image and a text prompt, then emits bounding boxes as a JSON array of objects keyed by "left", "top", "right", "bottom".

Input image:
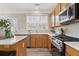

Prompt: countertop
[
  {"left": 0, "top": 36, "right": 26, "bottom": 45},
  {"left": 15, "top": 33, "right": 49, "bottom": 34},
  {"left": 64, "top": 42, "right": 79, "bottom": 51}
]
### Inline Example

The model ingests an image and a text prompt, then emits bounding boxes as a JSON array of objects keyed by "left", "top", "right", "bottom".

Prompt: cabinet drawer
[{"left": 65, "top": 45, "right": 79, "bottom": 56}]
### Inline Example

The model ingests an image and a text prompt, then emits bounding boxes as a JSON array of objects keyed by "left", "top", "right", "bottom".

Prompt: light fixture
[
  {"left": 34, "top": 3, "right": 40, "bottom": 10},
  {"left": 31, "top": 3, "right": 41, "bottom": 15}
]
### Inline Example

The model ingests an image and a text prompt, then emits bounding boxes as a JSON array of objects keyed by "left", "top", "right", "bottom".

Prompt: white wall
[{"left": 63, "top": 22, "right": 79, "bottom": 38}]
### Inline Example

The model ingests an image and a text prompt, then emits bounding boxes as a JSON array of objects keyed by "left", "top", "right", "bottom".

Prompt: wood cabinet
[
  {"left": 48, "top": 10, "right": 55, "bottom": 28},
  {"left": 30, "top": 34, "right": 36, "bottom": 48},
  {"left": 16, "top": 38, "right": 26, "bottom": 56},
  {"left": 60, "top": 3, "right": 67, "bottom": 11},
  {"left": 51, "top": 11, "right": 55, "bottom": 27},
  {"left": 60, "top": 3, "right": 72, "bottom": 11},
  {"left": 48, "top": 14, "right": 52, "bottom": 28},
  {"left": 55, "top": 4, "right": 61, "bottom": 16},
  {"left": 48, "top": 38, "right": 52, "bottom": 51},
  {"left": 0, "top": 37, "right": 27, "bottom": 56},
  {"left": 48, "top": 3, "right": 72, "bottom": 28},
  {"left": 30, "top": 34, "right": 49, "bottom": 48},
  {"left": 54, "top": 4, "right": 61, "bottom": 26},
  {"left": 65, "top": 44, "right": 79, "bottom": 56}
]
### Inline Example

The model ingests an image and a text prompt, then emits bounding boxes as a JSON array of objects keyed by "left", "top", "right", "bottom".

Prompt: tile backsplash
[{"left": 55, "top": 22, "right": 79, "bottom": 38}]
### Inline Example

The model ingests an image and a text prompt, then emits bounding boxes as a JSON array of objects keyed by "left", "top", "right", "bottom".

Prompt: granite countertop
[
  {"left": 64, "top": 42, "right": 79, "bottom": 51},
  {"left": 0, "top": 36, "right": 26, "bottom": 45}
]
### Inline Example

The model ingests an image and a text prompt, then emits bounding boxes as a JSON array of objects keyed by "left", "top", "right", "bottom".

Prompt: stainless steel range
[{"left": 49, "top": 34, "right": 79, "bottom": 56}]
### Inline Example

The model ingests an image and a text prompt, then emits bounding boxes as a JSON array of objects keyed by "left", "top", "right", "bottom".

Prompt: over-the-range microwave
[{"left": 59, "top": 3, "right": 79, "bottom": 24}]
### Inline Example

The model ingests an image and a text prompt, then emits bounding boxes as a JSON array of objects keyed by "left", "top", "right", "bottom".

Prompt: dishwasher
[{"left": 26, "top": 32, "right": 30, "bottom": 48}]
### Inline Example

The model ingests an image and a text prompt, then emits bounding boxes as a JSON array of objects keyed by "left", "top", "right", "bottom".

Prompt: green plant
[
  {"left": 0, "top": 19, "right": 12, "bottom": 38},
  {"left": 0, "top": 19, "right": 11, "bottom": 28}
]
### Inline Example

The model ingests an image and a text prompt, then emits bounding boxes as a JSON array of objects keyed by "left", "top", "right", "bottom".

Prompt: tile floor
[{"left": 26, "top": 48, "right": 52, "bottom": 56}]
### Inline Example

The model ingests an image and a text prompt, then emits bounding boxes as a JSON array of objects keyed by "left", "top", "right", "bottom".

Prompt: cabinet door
[
  {"left": 52, "top": 11, "right": 55, "bottom": 27},
  {"left": 44, "top": 35, "right": 48, "bottom": 48},
  {"left": 35, "top": 35, "right": 40, "bottom": 48},
  {"left": 48, "top": 38, "right": 52, "bottom": 51},
  {"left": 16, "top": 38, "right": 26, "bottom": 56},
  {"left": 55, "top": 4, "right": 61, "bottom": 15},
  {"left": 30, "top": 35, "right": 36, "bottom": 48},
  {"left": 48, "top": 15, "right": 52, "bottom": 28},
  {"left": 60, "top": 3, "right": 67, "bottom": 11},
  {"left": 54, "top": 4, "right": 61, "bottom": 26},
  {"left": 65, "top": 45, "right": 79, "bottom": 56},
  {"left": 30, "top": 34, "right": 49, "bottom": 48}
]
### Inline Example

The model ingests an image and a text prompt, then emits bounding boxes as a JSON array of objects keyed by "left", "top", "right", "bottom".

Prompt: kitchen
[{"left": 0, "top": 3, "right": 79, "bottom": 56}]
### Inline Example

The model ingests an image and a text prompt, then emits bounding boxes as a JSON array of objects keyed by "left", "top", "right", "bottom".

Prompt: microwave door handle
[{"left": 67, "top": 8, "right": 69, "bottom": 19}]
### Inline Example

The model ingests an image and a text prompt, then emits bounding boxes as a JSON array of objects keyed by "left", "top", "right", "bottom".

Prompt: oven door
[
  {"left": 51, "top": 39, "right": 63, "bottom": 56},
  {"left": 51, "top": 43, "right": 62, "bottom": 56}
]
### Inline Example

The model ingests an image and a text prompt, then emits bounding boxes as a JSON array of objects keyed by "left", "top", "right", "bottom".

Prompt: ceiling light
[
  {"left": 34, "top": 3, "right": 40, "bottom": 10},
  {"left": 32, "top": 3, "right": 41, "bottom": 15}
]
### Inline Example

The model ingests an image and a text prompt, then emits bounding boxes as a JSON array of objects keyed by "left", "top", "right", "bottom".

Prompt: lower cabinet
[
  {"left": 0, "top": 38, "right": 27, "bottom": 56},
  {"left": 48, "top": 38, "right": 52, "bottom": 51},
  {"left": 65, "top": 45, "right": 79, "bottom": 56},
  {"left": 30, "top": 34, "right": 50, "bottom": 48}
]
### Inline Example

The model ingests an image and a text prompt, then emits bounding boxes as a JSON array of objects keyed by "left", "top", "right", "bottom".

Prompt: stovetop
[{"left": 53, "top": 35, "right": 79, "bottom": 42}]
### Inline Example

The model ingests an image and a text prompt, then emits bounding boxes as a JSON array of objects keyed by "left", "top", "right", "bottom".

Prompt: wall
[
  {"left": 55, "top": 22, "right": 79, "bottom": 38},
  {"left": 0, "top": 13, "right": 49, "bottom": 33}
]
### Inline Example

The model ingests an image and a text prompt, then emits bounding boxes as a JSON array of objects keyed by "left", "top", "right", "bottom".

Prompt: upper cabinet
[
  {"left": 60, "top": 3, "right": 72, "bottom": 11},
  {"left": 54, "top": 4, "right": 61, "bottom": 26},
  {"left": 48, "top": 10, "right": 55, "bottom": 28},
  {"left": 48, "top": 14, "right": 52, "bottom": 28},
  {"left": 52, "top": 11, "right": 55, "bottom": 27},
  {"left": 55, "top": 4, "right": 61, "bottom": 16},
  {"left": 60, "top": 3, "right": 67, "bottom": 11},
  {"left": 48, "top": 3, "right": 72, "bottom": 28}
]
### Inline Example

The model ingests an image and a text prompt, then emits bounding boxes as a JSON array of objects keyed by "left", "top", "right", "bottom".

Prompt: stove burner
[{"left": 53, "top": 35, "right": 79, "bottom": 42}]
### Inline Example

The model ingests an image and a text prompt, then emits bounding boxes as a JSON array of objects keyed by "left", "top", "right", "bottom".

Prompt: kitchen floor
[{"left": 26, "top": 48, "right": 52, "bottom": 56}]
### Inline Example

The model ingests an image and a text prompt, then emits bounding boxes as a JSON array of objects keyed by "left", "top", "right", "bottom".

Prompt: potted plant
[{"left": 0, "top": 19, "right": 12, "bottom": 38}]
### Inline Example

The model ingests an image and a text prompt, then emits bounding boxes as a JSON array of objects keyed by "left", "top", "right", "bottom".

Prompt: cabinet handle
[{"left": 22, "top": 43, "right": 25, "bottom": 47}]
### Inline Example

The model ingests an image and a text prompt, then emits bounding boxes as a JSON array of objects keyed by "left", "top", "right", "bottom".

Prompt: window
[{"left": 26, "top": 15, "right": 48, "bottom": 33}]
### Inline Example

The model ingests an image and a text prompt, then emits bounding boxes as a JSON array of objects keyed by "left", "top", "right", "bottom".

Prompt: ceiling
[{"left": 0, "top": 3, "right": 57, "bottom": 14}]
